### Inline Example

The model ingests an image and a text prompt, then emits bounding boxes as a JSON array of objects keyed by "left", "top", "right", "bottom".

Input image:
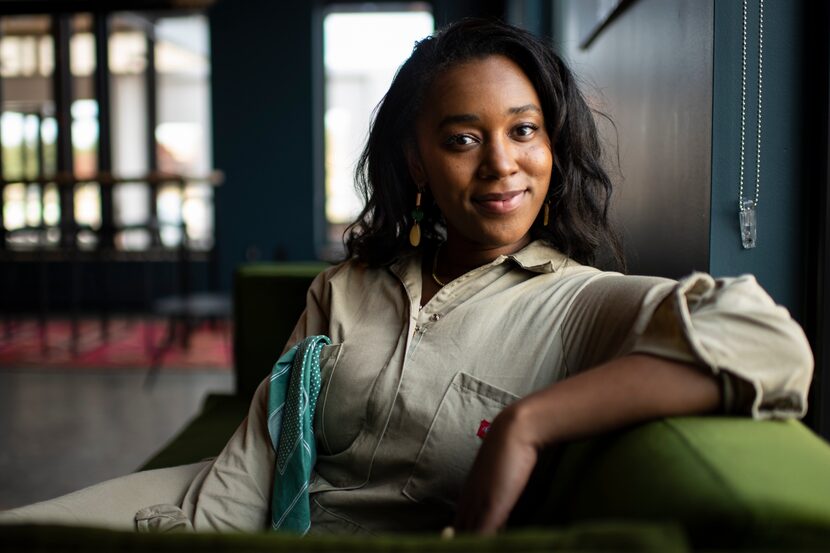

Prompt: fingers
[
  {"left": 452, "top": 413, "right": 538, "bottom": 534},
  {"left": 455, "top": 489, "right": 506, "bottom": 534}
]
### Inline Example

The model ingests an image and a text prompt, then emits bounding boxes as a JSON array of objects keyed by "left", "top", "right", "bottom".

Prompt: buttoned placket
[
  {"left": 409, "top": 255, "right": 512, "bottom": 337},
  {"left": 380, "top": 253, "right": 514, "bottom": 425}
]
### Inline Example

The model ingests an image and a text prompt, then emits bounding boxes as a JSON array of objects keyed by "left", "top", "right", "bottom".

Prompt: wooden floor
[{"left": 0, "top": 368, "right": 233, "bottom": 510}]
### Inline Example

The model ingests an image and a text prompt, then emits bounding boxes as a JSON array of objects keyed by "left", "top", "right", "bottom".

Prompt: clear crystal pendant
[{"left": 740, "top": 199, "right": 757, "bottom": 249}]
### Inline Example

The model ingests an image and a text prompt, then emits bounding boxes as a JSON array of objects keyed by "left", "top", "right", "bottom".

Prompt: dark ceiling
[{"left": 0, "top": 0, "right": 215, "bottom": 15}]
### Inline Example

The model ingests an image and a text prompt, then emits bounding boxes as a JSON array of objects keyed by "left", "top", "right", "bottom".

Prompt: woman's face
[{"left": 412, "top": 55, "right": 552, "bottom": 255}]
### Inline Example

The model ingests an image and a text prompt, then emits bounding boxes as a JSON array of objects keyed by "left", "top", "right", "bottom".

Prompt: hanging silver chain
[{"left": 738, "top": 0, "right": 764, "bottom": 212}]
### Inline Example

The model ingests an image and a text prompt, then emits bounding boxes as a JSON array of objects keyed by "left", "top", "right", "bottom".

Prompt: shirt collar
[
  {"left": 501, "top": 240, "right": 572, "bottom": 274},
  {"left": 389, "top": 239, "right": 573, "bottom": 279}
]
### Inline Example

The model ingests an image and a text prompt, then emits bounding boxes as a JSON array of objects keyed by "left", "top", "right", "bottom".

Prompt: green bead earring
[{"left": 409, "top": 191, "right": 423, "bottom": 247}]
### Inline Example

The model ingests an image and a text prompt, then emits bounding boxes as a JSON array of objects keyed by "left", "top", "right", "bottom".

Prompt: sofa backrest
[{"left": 233, "top": 262, "right": 329, "bottom": 400}]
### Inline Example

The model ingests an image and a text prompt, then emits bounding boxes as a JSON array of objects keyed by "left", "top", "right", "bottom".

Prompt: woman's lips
[{"left": 472, "top": 190, "right": 527, "bottom": 215}]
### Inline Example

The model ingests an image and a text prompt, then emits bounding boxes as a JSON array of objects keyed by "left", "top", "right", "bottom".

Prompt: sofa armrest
[{"left": 518, "top": 417, "right": 830, "bottom": 550}]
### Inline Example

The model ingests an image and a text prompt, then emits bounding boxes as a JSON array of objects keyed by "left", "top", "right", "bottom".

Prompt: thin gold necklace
[{"left": 431, "top": 242, "right": 447, "bottom": 287}]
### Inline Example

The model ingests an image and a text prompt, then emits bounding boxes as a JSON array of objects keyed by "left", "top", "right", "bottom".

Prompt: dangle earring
[
  {"left": 409, "top": 190, "right": 423, "bottom": 247},
  {"left": 543, "top": 197, "right": 551, "bottom": 226}
]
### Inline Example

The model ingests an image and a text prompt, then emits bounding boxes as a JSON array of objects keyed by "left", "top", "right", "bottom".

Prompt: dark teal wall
[
  {"left": 431, "top": 0, "right": 504, "bottom": 27},
  {"left": 710, "top": 0, "right": 806, "bottom": 320},
  {"left": 210, "top": 0, "right": 319, "bottom": 291}
]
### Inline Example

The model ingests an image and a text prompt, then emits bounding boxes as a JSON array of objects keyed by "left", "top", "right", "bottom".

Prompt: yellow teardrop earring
[
  {"left": 543, "top": 197, "right": 551, "bottom": 226},
  {"left": 409, "top": 191, "right": 423, "bottom": 247}
]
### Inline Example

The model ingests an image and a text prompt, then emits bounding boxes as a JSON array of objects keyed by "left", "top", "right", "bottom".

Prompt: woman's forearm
[{"left": 508, "top": 353, "right": 722, "bottom": 450}]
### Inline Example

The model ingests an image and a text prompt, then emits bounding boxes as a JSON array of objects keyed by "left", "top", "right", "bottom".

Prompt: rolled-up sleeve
[
  {"left": 632, "top": 273, "right": 813, "bottom": 418},
  {"left": 561, "top": 272, "right": 814, "bottom": 419}
]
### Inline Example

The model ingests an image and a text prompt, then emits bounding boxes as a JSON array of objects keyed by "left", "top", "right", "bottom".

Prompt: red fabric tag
[{"left": 477, "top": 419, "right": 491, "bottom": 439}]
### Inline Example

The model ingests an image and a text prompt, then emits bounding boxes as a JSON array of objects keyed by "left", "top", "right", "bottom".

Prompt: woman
[{"left": 0, "top": 19, "right": 812, "bottom": 535}]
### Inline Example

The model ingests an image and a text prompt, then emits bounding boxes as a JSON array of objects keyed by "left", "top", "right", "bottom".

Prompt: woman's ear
[{"left": 405, "top": 145, "right": 427, "bottom": 188}]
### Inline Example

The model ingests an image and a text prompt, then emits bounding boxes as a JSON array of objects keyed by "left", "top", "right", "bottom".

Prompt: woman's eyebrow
[
  {"left": 437, "top": 113, "right": 480, "bottom": 129},
  {"left": 437, "top": 105, "right": 542, "bottom": 129},
  {"left": 508, "top": 104, "right": 542, "bottom": 115}
]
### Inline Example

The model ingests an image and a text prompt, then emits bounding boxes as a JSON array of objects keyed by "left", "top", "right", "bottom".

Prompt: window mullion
[
  {"left": 93, "top": 11, "right": 113, "bottom": 250},
  {"left": 145, "top": 25, "right": 160, "bottom": 248},
  {"left": 52, "top": 13, "right": 74, "bottom": 249}
]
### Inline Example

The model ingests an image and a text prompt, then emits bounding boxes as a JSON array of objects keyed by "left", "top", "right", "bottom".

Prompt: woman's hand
[
  {"left": 453, "top": 402, "right": 540, "bottom": 534},
  {"left": 453, "top": 354, "right": 721, "bottom": 534}
]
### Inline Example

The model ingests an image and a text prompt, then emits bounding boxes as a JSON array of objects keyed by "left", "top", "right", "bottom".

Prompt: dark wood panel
[
  {"left": 802, "top": 0, "right": 830, "bottom": 438},
  {"left": 555, "top": 0, "right": 713, "bottom": 278}
]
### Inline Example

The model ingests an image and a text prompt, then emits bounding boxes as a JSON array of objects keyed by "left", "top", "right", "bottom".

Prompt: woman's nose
[{"left": 477, "top": 137, "right": 520, "bottom": 180}]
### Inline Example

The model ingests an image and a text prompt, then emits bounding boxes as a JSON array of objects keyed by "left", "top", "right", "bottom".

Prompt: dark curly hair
[{"left": 344, "top": 18, "right": 624, "bottom": 270}]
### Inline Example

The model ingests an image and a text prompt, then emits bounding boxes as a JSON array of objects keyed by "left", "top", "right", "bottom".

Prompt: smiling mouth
[{"left": 472, "top": 190, "right": 528, "bottom": 215}]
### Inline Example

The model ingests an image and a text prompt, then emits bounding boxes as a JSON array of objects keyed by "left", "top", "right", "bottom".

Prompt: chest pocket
[{"left": 402, "top": 372, "right": 519, "bottom": 520}]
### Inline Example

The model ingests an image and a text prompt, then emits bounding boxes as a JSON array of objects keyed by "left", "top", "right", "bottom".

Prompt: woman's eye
[
  {"left": 513, "top": 124, "right": 538, "bottom": 138},
  {"left": 444, "top": 134, "right": 477, "bottom": 147}
]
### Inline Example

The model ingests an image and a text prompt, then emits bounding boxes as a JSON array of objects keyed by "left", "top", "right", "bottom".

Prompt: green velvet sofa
[{"left": 4, "top": 263, "right": 830, "bottom": 553}]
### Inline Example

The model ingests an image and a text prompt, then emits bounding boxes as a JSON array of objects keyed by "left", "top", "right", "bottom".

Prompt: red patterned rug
[{"left": 0, "top": 318, "right": 232, "bottom": 370}]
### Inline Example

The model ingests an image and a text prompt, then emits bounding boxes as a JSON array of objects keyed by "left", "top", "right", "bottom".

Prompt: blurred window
[
  {"left": 323, "top": 4, "right": 433, "bottom": 246},
  {"left": 0, "top": 12, "right": 213, "bottom": 251},
  {"left": 155, "top": 14, "right": 213, "bottom": 250}
]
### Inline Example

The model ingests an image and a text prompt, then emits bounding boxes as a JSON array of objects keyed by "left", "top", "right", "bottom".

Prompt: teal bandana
[{"left": 267, "top": 335, "right": 330, "bottom": 534}]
